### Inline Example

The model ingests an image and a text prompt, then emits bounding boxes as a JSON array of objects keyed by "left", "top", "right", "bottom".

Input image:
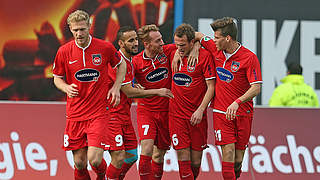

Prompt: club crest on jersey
[
  {"left": 92, "top": 54, "right": 102, "bottom": 65},
  {"left": 173, "top": 73, "right": 192, "bottom": 87},
  {"left": 216, "top": 67, "right": 234, "bottom": 83},
  {"left": 187, "top": 64, "right": 196, "bottom": 72},
  {"left": 157, "top": 53, "right": 167, "bottom": 64},
  {"left": 75, "top": 68, "right": 100, "bottom": 82},
  {"left": 203, "top": 36, "right": 211, "bottom": 41},
  {"left": 146, "top": 67, "right": 169, "bottom": 82},
  {"left": 231, "top": 61, "right": 240, "bottom": 72}
]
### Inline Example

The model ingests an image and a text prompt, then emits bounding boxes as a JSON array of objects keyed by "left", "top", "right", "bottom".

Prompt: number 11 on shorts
[{"left": 215, "top": 130, "right": 222, "bottom": 142}]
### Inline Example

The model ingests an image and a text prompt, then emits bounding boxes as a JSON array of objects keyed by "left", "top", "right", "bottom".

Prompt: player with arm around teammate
[
  {"left": 169, "top": 23, "right": 215, "bottom": 180},
  {"left": 132, "top": 24, "right": 180, "bottom": 180},
  {"left": 194, "top": 17, "right": 262, "bottom": 180},
  {"left": 52, "top": 10, "right": 126, "bottom": 180},
  {"left": 105, "top": 26, "right": 173, "bottom": 180}
]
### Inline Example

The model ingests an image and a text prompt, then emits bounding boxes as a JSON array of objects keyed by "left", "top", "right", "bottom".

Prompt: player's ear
[
  {"left": 144, "top": 41, "right": 148, "bottom": 48},
  {"left": 190, "top": 39, "right": 195, "bottom": 45},
  {"left": 226, "top": 35, "right": 231, "bottom": 42},
  {"left": 118, "top": 40, "right": 124, "bottom": 47}
]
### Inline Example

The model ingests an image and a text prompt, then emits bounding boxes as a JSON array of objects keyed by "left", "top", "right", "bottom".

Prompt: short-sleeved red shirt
[
  {"left": 132, "top": 44, "right": 176, "bottom": 111},
  {"left": 53, "top": 36, "right": 122, "bottom": 121},
  {"left": 200, "top": 37, "right": 262, "bottom": 116},
  {"left": 106, "top": 50, "right": 134, "bottom": 124},
  {"left": 169, "top": 48, "right": 216, "bottom": 118}
]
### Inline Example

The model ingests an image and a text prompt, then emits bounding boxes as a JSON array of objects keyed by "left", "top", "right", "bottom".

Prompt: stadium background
[{"left": 0, "top": 0, "right": 319, "bottom": 179}]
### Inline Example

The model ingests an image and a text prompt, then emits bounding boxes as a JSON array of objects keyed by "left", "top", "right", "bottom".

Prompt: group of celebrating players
[{"left": 53, "top": 9, "right": 262, "bottom": 180}]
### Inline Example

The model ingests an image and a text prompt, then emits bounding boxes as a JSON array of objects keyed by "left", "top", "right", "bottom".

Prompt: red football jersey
[
  {"left": 53, "top": 36, "right": 122, "bottom": 121},
  {"left": 169, "top": 48, "right": 215, "bottom": 118},
  {"left": 107, "top": 50, "right": 134, "bottom": 124},
  {"left": 132, "top": 44, "right": 176, "bottom": 111},
  {"left": 200, "top": 36, "right": 262, "bottom": 116}
]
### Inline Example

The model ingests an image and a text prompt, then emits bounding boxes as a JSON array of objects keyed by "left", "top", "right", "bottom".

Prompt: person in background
[{"left": 269, "top": 62, "right": 319, "bottom": 107}]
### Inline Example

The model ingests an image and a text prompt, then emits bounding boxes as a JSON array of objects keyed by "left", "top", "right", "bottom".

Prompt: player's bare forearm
[
  {"left": 236, "top": 83, "right": 261, "bottom": 103},
  {"left": 121, "top": 84, "right": 173, "bottom": 98},
  {"left": 191, "top": 79, "right": 215, "bottom": 125},
  {"left": 53, "top": 76, "right": 78, "bottom": 98},
  {"left": 198, "top": 79, "right": 215, "bottom": 111},
  {"left": 53, "top": 76, "right": 67, "bottom": 93},
  {"left": 108, "top": 60, "right": 126, "bottom": 106},
  {"left": 113, "top": 60, "right": 127, "bottom": 90},
  {"left": 226, "top": 83, "right": 261, "bottom": 120}
]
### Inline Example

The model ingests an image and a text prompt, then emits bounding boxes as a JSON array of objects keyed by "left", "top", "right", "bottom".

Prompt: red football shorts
[
  {"left": 106, "top": 116, "right": 138, "bottom": 151},
  {"left": 169, "top": 115, "right": 208, "bottom": 151},
  {"left": 213, "top": 112, "right": 253, "bottom": 150},
  {"left": 62, "top": 114, "right": 109, "bottom": 151},
  {"left": 137, "top": 108, "right": 170, "bottom": 150}
]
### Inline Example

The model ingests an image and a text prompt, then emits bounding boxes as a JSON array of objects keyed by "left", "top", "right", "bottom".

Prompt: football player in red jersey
[
  {"left": 194, "top": 17, "right": 262, "bottom": 180},
  {"left": 169, "top": 24, "right": 215, "bottom": 180},
  {"left": 53, "top": 10, "right": 126, "bottom": 180},
  {"left": 132, "top": 24, "right": 178, "bottom": 180},
  {"left": 105, "top": 26, "right": 173, "bottom": 180}
]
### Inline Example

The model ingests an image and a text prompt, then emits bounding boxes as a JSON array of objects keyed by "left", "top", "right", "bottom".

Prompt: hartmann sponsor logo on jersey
[
  {"left": 75, "top": 68, "right": 100, "bottom": 82},
  {"left": 173, "top": 73, "right": 192, "bottom": 87},
  {"left": 216, "top": 67, "right": 234, "bottom": 83},
  {"left": 146, "top": 67, "right": 168, "bottom": 82}
]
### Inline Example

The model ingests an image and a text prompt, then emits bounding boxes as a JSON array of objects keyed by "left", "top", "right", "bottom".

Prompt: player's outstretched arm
[
  {"left": 121, "top": 84, "right": 173, "bottom": 98},
  {"left": 53, "top": 76, "right": 79, "bottom": 98},
  {"left": 108, "top": 59, "right": 127, "bottom": 107},
  {"left": 190, "top": 79, "right": 215, "bottom": 126}
]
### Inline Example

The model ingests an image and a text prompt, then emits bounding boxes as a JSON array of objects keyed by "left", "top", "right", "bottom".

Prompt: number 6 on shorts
[{"left": 172, "top": 134, "right": 179, "bottom": 146}]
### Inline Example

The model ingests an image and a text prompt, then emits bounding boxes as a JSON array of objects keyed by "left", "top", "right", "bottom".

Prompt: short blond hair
[
  {"left": 137, "top": 24, "right": 159, "bottom": 43},
  {"left": 67, "top": 10, "right": 90, "bottom": 26}
]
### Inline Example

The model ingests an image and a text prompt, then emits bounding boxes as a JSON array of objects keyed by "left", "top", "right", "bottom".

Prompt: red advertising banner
[{"left": 0, "top": 102, "right": 319, "bottom": 179}]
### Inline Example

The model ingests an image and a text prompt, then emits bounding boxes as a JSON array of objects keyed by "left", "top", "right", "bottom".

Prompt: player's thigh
[
  {"left": 190, "top": 115, "right": 208, "bottom": 151},
  {"left": 137, "top": 109, "right": 157, "bottom": 141},
  {"left": 154, "top": 111, "right": 170, "bottom": 150},
  {"left": 235, "top": 115, "right": 253, "bottom": 150},
  {"left": 123, "top": 123, "right": 138, "bottom": 150},
  {"left": 107, "top": 121, "right": 126, "bottom": 151},
  {"left": 63, "top": 120, "right": 89, "bottom": 151},
  {"left": 169, "top": 115, "right": 190, "bottom": 150},
  {"left": 87, "top": 114, "right": 109, "bottom": 150},
  {"left": 213, "top": 112, "right": 237, "bottom": 146}
]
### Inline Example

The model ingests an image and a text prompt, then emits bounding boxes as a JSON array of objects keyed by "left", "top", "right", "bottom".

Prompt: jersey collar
[{"left": 75, "top": 35, "right": 92, "bottom": 50}]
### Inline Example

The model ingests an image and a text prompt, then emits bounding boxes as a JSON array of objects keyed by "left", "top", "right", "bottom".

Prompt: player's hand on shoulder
[
  {"left": 65, "top": 83, "right": 79, "bottom": 98},
  {"left": 172, "top": 50, "right": 182, "bottom": 72},
  {"left": 188, "top": 41, "right": 200, "bottom": 66}
]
